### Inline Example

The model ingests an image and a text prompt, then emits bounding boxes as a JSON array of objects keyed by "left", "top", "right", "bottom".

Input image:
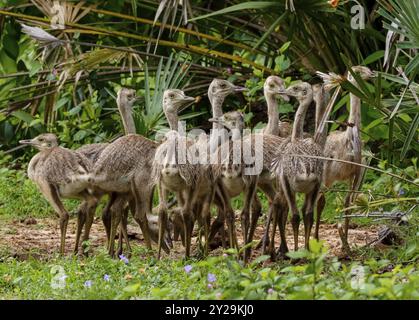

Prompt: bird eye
[
  {"left": 302, "top": 90, "right": 307, "bottom": 95},
  {"left": 220, "top": 84, "right": 226, "bottom": 88},
  {"left": 269, "top": 84, "right": 275, "bottom": 88},
  {"left": 169, "top": 94, "right": 175, "bottom": 98}
]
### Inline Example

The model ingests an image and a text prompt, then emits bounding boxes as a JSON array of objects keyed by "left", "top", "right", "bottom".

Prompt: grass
[
  {"left": 1, "top": 242, "right": 418, "bottom": 300},
  {"left": 0, "top": 168, "right": 418, "bottom": 300}
]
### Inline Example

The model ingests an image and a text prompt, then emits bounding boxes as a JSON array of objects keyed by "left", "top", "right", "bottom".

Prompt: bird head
[
  {"left": 209, "top": 110, "right": 244, "bottom": 132},
  {"left": 279, "top": 82, "right": 313, "bottom": 102},
  {"left": 20, "top": 133, "right": 59, "bottom": 151},
  {"left": 264, "top": 76, "right": 290, "bottom": 101},
  {"left": 163, "top": 89, "right": 196, "bottom": 114},
  {"left": 349, "top": 65, "right": 377, "bottom": 80},
  {"left": 312, "top": 83, "right": 324, "bottom": 101},
  {"left": 208, "top": 79, "right": 247, "bottom": 101},
  {"left": 117, "top": 88, "right": 137, "bottom": 109}
]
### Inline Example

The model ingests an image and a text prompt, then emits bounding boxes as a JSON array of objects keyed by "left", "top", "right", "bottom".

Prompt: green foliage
[
  {"left": 0, "top": 0, "right": 417, "bottom": 167},
  {"left": 1, "top": 241, "right": 417, "bottom": 299}
]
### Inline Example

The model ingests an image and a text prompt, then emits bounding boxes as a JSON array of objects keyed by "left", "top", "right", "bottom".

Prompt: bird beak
[
  {"left": 208, "top": 117, "right": 220, "bottom": 124},
  {"left": 179, "top": 96, "right": 196, "bottom": 112},
  {"left": 277, "top": 89, "right": 290, "bottom": 101},
  {"left": 19, "top": 139, "right": 33, "bottom": 145},
  {"left": 209, "top": 117, "right": 227, "bottom": 127},
  {"left": 234, "top": 86, "right": 248, "bottom": 92}
]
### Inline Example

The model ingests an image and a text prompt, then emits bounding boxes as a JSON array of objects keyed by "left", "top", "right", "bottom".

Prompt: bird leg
[
  {"left": 268, "top": 201, "right": 278, "bottom": 259},
  {"left": 216, "top": 181, "right": 238, "bottom": 250},
  {"left": 74, "top": 202, "right": 87, "bottom": 254},
  {"left": 131, "top": 179, "right": 153, "bottom": 251},
  {"left": 117, "top": 204, "right": 131, "bottom": 258},
  {"left": 79, "top": 195, "right": 98, "bottom": 256},
  {"left": 208, "top": 187, "right": 227, "bottom": 247},
  {"left": 38, "top": 181, "right": 69, "bottom": 255},
  {"left": 276, "top": 196, "right": 289, "bottom": 258},
  {"left": 200, "top": 187, "right": 215, "bottom": 256},
  {"left": 170, "top": 207, "right": 184, "bottom": 243},
  {"left": 108, "top": 196, "right": 125, "bottom": 258},
  {"left": 248, "top": 193, "right": 262, "bottom": 249},
  {"left": 281, "top": 176, "right": 299, "bottom": 251},
  {"left": 302, "top": 185, "right": 320, "bottom": 250},
  {"left": 102, "top": 193, "right": 117, "bottom": 241},
  {"left": 182, "top": 186, "right": 199, "bottom": 258},
  {"left": 242, "top": 177, "right": 258, "bottom": 262},
  {"left": 157, "top": 183, "right": 169, "bottom": 260},
  {"left": 256, "top": 182, "right": 277, "bottom": 253},
  {"left": 315, "top": 193, "right": 326, "bottom": 240}
]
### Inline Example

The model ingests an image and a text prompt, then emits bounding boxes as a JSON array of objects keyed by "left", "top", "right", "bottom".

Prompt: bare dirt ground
[{"left": 0, "top": 215, "right": 379, "bottom": 261}]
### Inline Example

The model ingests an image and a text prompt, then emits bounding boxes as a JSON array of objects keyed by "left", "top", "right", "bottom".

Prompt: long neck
[
  {"left": 231, "top": 127, "right": 242, "bottom": 141},
  {"left": 348, "top": 75, "right": 361, "bottom": 130},
  {"left": 209, "top": 94, "right": 225, "bottom": 131},
  {"left": 118, "top": 101, "right": 136, "bottom": 135},
  {"left": 165, "top": 108, "right": 178, "bottom": 131},
  {"left": 314, "top": 89, "right": 326, "bottom": 131},
  {"left": 264, "top": 93, "right": 279, "bottom": 135},
  {"left": 209, "top": 94, "right": 226, "bottom": 154},
  {"left": 314, "top": 87, "right": 327, "bottom": 147},
  {"left": 291, "top": 98, "right": 312, "bottom": 142}
]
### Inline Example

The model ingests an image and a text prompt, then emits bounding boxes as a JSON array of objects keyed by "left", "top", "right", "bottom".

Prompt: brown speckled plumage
[
  {"left": 91, "top": 134, "right": 158, "bottom": 188},
  {"left": 152, "top": 131, "right": 209, "bottom": 187},
  {"left": 270, "top": 82, "right": 323, "bottom": 252},
  {"left": 28, "top": 145, "right": 91, "bottom": 186},
  {"left": 315, "top": 66, "right": 374, "bottom": 252},
  {"left": 21, "top": 133, "right": 96, "bottom": 255},
  {"left": 272, "top": 137, "right": 323, "bottom": 188},
  {"left": 76, "top": 143, "right": 109, "bottom": 164},
  {"left": 322, "top": 130, "right": 360, "bottom": 187}
]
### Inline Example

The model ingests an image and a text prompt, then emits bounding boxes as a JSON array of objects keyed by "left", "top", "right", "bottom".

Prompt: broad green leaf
[
  {"left": 362, "top": 50, "right": 385, "bottom": 65},
  {"left": 189, "top": 2, "right": 279, "bottom": 22}
]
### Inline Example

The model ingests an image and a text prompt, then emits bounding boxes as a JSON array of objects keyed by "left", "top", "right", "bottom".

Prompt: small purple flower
[
  {"left": 59, "top": 275, "right": 68, "bottom": 281},
  {"left": 207, "top": 273, "right": 216, "bottom": 283},
  {"left": 103, "top": 274, "right": 110, "bottom": 282},
  {"left": 267, "top": 288, "right": 274, "bottom": 295},
  {"left": 226, "top": 67, "right": 233, "bottom": 74},
  {"left": 398, "top": 188, "right": 405, "bottom": 196},
  {"left": 184, "top": 265, "right": 193, "bottom": 273},
  {"left": 215, "top": 292, "right": 222, "bottom": 299},
  {"left": 119, "top": 254, "right": 129, "bottom": 264},
  {"left": 207, "top": 283, "right": 213, "bottom": 289},
  {"left": 84, "top": 280, "right": 92, "bottom": 288},
  {"left": 223, "top": 253, "right": 228, "bottom": 258}
]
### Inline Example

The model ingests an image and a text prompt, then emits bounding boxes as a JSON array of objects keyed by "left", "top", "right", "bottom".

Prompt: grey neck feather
[
  {"left": 164, "top": 106, "right": 179, "bottom": 131},
  {"left": 264, "top": 93, "right": 279, "bottom": 135},
  {"left": 348, "top": 75, "right": 361, "bottom": 130},
  {"left": 314, "top": 87, "right": 327, "bottom": 147},
  {"left": 291, "top": 96, "right": 312, "bottom": 142},
  {"left": 231, "top": 128, "right": 242, "bottom": 141},
  {"left": 117, "top": 98, "right": 136, "bottom": 135},
  {"left": 209, "top": 95, "right": 225, "bottom": 130},
  {"left": 209, "top": 94, "right": 226, "bottom": 153}
]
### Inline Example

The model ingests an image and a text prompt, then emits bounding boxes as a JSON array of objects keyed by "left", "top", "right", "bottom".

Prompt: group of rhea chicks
[{"left": 20, "top": 65, "right": 376, "bottom": 262}]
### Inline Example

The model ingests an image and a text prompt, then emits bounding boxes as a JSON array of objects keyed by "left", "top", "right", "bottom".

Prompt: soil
[{"left": 0, "top": 215, "right": 379, "bottom": 261}]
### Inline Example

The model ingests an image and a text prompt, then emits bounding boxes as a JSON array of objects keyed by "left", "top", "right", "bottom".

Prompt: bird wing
[{"left": 92, "top": 135, "right": 157, "bottom": 184}]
